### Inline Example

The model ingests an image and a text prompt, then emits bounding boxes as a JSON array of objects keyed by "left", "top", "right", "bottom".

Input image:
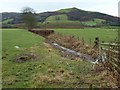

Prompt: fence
[{"left": 100, "top": 42, "right": 120, "bottom": 87}]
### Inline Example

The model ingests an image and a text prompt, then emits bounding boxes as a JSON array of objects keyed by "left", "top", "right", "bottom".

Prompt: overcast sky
[{"left": 0, "top": 0, "right": 120, "bottom": 17}]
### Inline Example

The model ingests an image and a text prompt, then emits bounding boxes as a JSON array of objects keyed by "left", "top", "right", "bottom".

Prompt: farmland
[
  {"left": 2, "top": 29, "right": 94, "bottom": 88},
  {"left": 2, "top": 28, "right": 118, "bottom": 88},
  {"left": 54, "top": 28, "right": 118, "bottom": 44},
  {"left": 1, "top": 4, "right": 120, "bottom": 89}
]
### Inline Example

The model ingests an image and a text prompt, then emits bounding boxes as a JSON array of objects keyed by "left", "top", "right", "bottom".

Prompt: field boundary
[{"left": 100, "top": 42, "right": 120, "bottom": 87}]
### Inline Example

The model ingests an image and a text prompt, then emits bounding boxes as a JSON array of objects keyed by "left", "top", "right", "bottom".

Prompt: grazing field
[
  {"left": 3, "top": 29, "right": 104, "bottom": 88},
  {"left": 46, "top": 14, "right": 68, "bottom": 22},
  {"left": 54, "top": 28, "right": 118, "bottom": 44}
]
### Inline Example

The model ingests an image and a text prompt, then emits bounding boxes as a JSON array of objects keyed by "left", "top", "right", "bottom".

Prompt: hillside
[{"left": 1, "top": 7, "right": 120, "bottom": 27}]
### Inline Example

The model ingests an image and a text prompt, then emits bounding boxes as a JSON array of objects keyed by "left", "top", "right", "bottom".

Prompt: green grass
[
  {"left": 54, "top": 28, "right": 118, "bottom": 44},
  {"left": 2, "top": 18, "right": 14, "bottom": 24},
  {"left": 38, "top": 20, "right": 83, "bottom": 28},
  {"left": 2, "top": 29, "right": 101, "bottom": 88},
  {"left": 46, "top": 14, "right": 68, "bottom": 22},
  {"left": 82, "top": 19, "right": 105, "bottom": 26},
  {"left": 82, "top": 21, "right": 97, "bottom": 26},
  {"left": 44, "top": 16, "right": 106, "bottom": 27},
  {"left": 94, "top": 19, "right": 105, "bottom": 22},
  {"left": 58, "top": 8, "right": 75, "bottom": 13}
]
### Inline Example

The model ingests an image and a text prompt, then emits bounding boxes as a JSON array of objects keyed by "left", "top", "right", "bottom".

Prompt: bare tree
[{"left": 21, "top": 7, "right": 37, "bottom": 30}]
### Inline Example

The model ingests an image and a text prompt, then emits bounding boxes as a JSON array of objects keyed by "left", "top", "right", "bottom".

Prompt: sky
[{"left": 0, "top": 0, "right": 120, "bottom": 17}]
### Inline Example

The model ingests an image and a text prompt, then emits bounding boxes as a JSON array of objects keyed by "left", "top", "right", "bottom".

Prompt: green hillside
[
  {"left": 44, "top": 14, "right": 106, "bottom": 27},
  {"left": 44, "top": 9, "right": 107, "bottom": 27},
  {"left": 2, "top": 18, "right": 14, "bottom": 24},
  {"left": 46, "top": 14, "right": 68, "bottom": 22},
  {"left": 58, "top": 7, "right": 79, "bottom": 13},
  {"left": 82, "top": 19, "right": 106, "bottom": 26},
  {"left": 1, "top": 7, "right": 119, "bottom": 28}
]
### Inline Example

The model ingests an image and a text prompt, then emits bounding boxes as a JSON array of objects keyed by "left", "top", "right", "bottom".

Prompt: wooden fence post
[
  {"left": 82, "top": 37, "right": 85, "bottom": 45},
  {"left": 89, "top": 38, "right": 91, "bottom": 47}
]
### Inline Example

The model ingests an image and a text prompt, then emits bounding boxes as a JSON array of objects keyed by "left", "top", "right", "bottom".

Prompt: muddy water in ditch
[{"left": 47, "top": 41, "right": 105, "bottom": 64}]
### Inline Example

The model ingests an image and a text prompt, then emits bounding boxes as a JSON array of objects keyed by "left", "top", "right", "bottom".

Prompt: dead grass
[
  {"left": 3, "top": 75, "right": 17, "bottom": 85},
  {"left": 32, "top": 74, "right": 64, "bottom": 87},
  {"left": 93, "top": 63, "right": 119, "bottom": 88},
  {"left": 47, "top": 33, "right": 99, "bottom": 59}
]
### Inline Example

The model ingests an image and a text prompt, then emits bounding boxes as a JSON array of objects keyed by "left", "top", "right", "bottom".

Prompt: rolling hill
[{"left": 1, "top": 7, "right": 120, "bottom": 27}]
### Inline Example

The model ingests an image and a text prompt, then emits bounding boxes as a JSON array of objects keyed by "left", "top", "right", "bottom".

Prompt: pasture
[
  {"left": 2, "top": 28, "right": 117, "bottom": 88},
  {"left": 2, "top": 29, "right": 99, "bottom": 88},
  {"left": 54, "top": 28, "right": 118, "bottom": 44}
]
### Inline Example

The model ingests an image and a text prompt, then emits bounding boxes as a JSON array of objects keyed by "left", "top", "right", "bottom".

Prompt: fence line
[{"left": 100, "top": 42, "right": 120, "bottom": 87}]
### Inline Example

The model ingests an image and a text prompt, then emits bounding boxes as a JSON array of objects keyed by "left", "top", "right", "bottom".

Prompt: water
[{"left": 51, "top": 42, "right": 104, "bottom": 64}]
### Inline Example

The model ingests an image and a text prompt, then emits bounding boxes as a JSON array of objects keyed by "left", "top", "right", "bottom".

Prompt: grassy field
[
  {"left": 54, "top": 28, "right": 118, "bottom": 44},
  {"left": 46, "top": 14, "right": 68, "bottom": 22},
  {"left": 81, "top": 19, "right": 105, "bottom": 26},
  {"left": 3, "top": 29, "right": 103, "bottom": 88}
]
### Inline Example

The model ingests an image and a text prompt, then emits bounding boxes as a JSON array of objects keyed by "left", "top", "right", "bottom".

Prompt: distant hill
[{"left": 1, "top": 7, "right": 120, "bottom": 27}]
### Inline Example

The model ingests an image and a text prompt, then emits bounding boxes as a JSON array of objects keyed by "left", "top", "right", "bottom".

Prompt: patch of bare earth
[{"left": 14, "top": 53, "right": 37, "bottom": 63}]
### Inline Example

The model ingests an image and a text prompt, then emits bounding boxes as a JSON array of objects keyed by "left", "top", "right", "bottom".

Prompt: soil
[{"left": 14, "top": 53, "right": 37, "bottom": 63}]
